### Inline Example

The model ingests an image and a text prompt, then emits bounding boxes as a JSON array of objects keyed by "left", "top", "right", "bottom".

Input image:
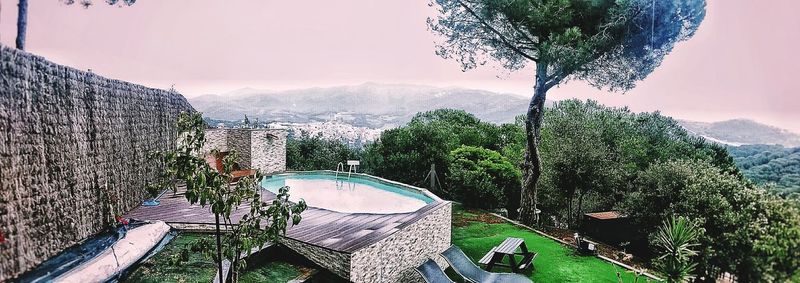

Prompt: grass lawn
[
  {"left": 124, "top": 232, "right": 312, "bottom": 283},
  {"left": 238, "top": 260, "right": 307, "bottom": 282},
  {"left": 125, "top": 233, "right": 217, "bottom": 283},
  {"left": 451, "top": 205, "right": 649, "bottom": 283}
]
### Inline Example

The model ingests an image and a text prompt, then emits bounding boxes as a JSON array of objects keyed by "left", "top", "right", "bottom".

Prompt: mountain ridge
[
  {"left": 189, "top": 83, "right": 530, "bottom": 128},
  {"left": 189, "top": 83, "right": 800, "bottom": 147},
  {"left": 678, "top": 119, "right": 800, "bottom": 147}
]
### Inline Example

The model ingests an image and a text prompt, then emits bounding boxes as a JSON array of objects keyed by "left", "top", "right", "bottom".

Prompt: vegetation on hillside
[
  {"left": 447, "top": 146, "right": 521, "bottom": 217},
  {"left": 286, "top": 102, "right": 800, "bottom": 281},
  {"left": 726, "top": 144, "right": 800, "bottom": 198},
  {"left": 360, "top": 109, "right": 518, "bottom": 192},
  {"left": 537, "top": 100, "right": 736, "bottom": 228},
  {"left": 286, "top": 132, "right": 362, "bottom": 171},
  {"left": 429, "top": 0, "right": 707, "bottom": 226}
]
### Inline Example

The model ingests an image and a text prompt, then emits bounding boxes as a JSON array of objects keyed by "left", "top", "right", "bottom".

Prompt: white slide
[{"left": 55, "top": 221, "right": 171, "bottom": 283}]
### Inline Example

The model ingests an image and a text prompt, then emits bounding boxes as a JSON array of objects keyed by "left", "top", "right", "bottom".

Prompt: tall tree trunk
[
  {"left": 215, "top": 213, "right": 224, "bottom": 283},
  {"left": 576, "top": 190, "right": 584, "bottom": 228},
  {"left": 518, "top": 64, "right": 550, "bottom": 226},
  {"left": 16, "top": 0, "right": 27, "bottom": 50}
]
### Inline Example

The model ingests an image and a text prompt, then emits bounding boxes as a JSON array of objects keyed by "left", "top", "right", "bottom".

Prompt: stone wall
[
  {"left": 279, "top": 202, "right": 452, "bottom": 282},
  {"left": 350, "top": 202, "right": 452, "bottom": 283},
  {"left": 200, "top": 129, "right": 286, "bottom": 173},
  {"left": 280, "top": 237, "right": 352, "bottom": 279},
  {"left": 203, "top": 129, "right": 229, "bottom": 154},
  {"left": 250, "top": 130, "right": 286, "bottom": 174},
  {"left": 0, "top": 46, "right": 194, "bottom": 281},
  {"left": 227, "top": 130, "right": 252, "bottom": 168}
]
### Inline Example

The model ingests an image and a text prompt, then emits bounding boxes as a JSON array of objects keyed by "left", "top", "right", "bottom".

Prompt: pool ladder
[
  {"left": 335, "top": 162, "right": 356, "bottom": 190},
  {"left": 335, "top": 161, "right": 358, "bottom": 180},
  {"left": 335, "top": 162, "right": 349, "bottom": 180}
]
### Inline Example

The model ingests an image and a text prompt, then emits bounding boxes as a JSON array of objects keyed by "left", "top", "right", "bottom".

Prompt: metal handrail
[{"left": 335, "top": 162, "right": 345, "bottom": 179}]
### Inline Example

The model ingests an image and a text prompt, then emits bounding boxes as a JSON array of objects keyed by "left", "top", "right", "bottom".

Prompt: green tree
[
  {"left": 448, "top": 146, "right": 522, "bottom": 216},
  {"left": 151, "top": 112, "right": 307, "bottom": 282},
  {"left": 286, "top": 132, "right": 362, "bottom": 171},
  {"left": 653, "top": 216, "right": 700, "bottom": 283},
  {"left": 428, "top": 0, "right": 707, "bottom": 225},
  {"left": 363, "top": 109, "right": 503, "bottom": 192},
  {"left": 538, "top": 100, "right": 625, "bottom": 227},
  {"left": 621, "top": 159, "right": 800, "bottom": 281},
  {"left": 533, "top": 100, "right": 734, "bottom": 228}
]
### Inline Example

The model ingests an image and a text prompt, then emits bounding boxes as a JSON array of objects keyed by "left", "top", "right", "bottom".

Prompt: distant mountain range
[
  {"left": 189, "top": 83, "right": 530, "bottom": 129},
  {"left": 678, "top": 119, "right": 800, "bottom": 147},
  {"left": 189, "top": 83, "right": 800, "bottom": 147}
]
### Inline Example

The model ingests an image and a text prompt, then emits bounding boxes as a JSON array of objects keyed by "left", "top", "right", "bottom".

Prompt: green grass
[
  {"left": 125, "top": 233, "right": 307, "bottom": 283},
  {"left": 451, "top": 205, "right": 649, "bottom": 283},
  {"left": 125, "top": 233, "right": 217, "bottom": 283},
  {"left": 238, "top": 261, "right": 303, "bottom": 282}
]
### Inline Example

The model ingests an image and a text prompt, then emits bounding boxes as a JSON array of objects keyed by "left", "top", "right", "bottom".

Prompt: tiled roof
[{"left": 584, "top": 211, "right": 625, "bottom": 220}]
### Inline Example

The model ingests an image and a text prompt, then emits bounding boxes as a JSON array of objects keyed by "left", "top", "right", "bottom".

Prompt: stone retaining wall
[
  {"left": 250, "top": 130, "right": 286, "bottom": 173},
  {"left": 351, "top": 202, "right": 452, "bottom": 283},
  {"left": 280, "top": 202, "right": 452, "bottom": 283},
  {"left": 203, "top": 129, "right": 229, "bottom": 153},
  {"left": 0, "top": 46, "right": 194, "bottom": 281},
  {"left": 200, "top": 129, "right": 286, "bottom": 173},
  {"left": 281, "top": 237, "right": 352, "bottom": 279}
]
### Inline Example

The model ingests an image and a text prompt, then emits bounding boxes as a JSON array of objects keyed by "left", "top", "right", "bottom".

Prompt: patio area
[{"left": 124, "top": 183, "right": 452, "bottom": 282}]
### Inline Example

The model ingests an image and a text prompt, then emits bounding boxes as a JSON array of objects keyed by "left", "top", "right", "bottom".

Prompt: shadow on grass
[{"left": 450, "top": 204, "right": 649, "bottom": 283}]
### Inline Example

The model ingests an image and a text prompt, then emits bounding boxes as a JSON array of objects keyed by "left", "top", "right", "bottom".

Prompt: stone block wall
[
  {"left": 350, "top": 202, "right": 452, "bottom": 283},
  {"left": 280, "top": 202, "right": 452, "bottom": 283},
  {"left": 200, "top": 129, "right": 286, "bottom": 173},
  {"left": 203, "top": 129, "right": 229, "bottom": 154},
  {"left": 251, "top": 130, "right": 286, "bottom": 174},
  {"left": 227, "top": 129, "right": 252, "bottom": 168},
  {"left": 0, "top": 46, "right": 193, "bottom": 281},
  {"left": 281, "top": 237, "right": 352, "bottom": 279}
]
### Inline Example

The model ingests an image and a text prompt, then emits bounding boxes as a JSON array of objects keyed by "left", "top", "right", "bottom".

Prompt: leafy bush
[
  {"left": 362, "top": 109, "right": 521, "bottom": 192},
  {"left": 653, "top": 216, "right": 700, "bottom": 282},
  {"left": 536, "top": 99, "right": 737, "bottom": 228},
  {"left": 621, "top": 159, "right": 800, "bottom": 281},
  {"left": 448, "top": 146, "right": 521, "bottom": 216},
  {"left": 286, "top": 132, "right": 361, "bottom": 171}
]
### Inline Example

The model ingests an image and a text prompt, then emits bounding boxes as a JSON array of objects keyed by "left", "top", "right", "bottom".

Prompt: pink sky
[{"left": 1, "top": 0, "right": 798, "bottom": 132}]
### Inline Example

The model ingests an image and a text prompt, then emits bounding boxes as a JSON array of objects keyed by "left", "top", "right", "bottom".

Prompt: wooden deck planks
[{"left": 123, "top": 187, "right": 445, "bottom": 253}]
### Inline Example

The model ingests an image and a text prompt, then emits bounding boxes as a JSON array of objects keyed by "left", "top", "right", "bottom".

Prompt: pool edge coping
[{"left": 272, "top": 170, "right": 445, "bottom": 203}]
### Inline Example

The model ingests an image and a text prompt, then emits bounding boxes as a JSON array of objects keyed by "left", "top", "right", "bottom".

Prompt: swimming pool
[{"left": 261, "top": 172, "right": 437, "bottom": 214}]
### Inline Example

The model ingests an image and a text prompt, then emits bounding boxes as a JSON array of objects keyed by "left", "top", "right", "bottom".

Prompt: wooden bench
[{"left": 478, "top": 237, "right": 537, "bottom": 273}]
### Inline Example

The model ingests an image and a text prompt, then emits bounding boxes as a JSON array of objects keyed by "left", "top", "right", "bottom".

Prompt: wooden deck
[{"left": 124, "top": 187, "right": 447, "bottom": 253}]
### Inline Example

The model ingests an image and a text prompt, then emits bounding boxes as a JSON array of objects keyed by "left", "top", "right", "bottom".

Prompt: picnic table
[{"left": 478, "top": 237, "right": 537, "bottom": 273}]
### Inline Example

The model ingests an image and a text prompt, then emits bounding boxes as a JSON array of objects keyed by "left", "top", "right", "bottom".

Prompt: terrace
[{"left": 124, "top": 171, "right": 452, "bottom": 282}]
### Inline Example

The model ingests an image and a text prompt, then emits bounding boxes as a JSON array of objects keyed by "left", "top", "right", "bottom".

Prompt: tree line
[
  {"left": 727, "top": 144, "right": 800, "bottom": 199},
  {"left": 287, "top": 102, "right": 800, "bottom": 281}
]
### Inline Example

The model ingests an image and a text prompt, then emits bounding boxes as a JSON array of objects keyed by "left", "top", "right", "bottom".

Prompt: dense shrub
[
  {"left": 362, "top": 109, "right": 520, "bottom": 193},
  {"left": 286, "top": 132, "right": 361, "bottom": 171},
  {"left": 536, "top": 99, "right": 737, "bottom": 228},
  {"left": 621, "top": 159, "right": 800, "bottom": 281},
  {"left": 727, "top": 144, "right": 800, "bottom": 198},
  {"left": 447, "top": 146, "right": 521, "bottom": 217}
]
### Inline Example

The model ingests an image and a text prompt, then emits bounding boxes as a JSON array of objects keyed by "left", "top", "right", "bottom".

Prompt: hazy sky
[{"left": 1, "top": 0, "right": 798, "bottom": 132}]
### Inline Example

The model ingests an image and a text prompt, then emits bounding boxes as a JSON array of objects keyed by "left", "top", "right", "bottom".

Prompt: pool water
[{"left": 261, "top": 173, "right": 434, "bottom": 214}]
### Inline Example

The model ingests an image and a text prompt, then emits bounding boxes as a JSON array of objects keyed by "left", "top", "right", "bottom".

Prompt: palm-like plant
[{"left": 653, "top": 216, "right": 700, "bottom": 282}]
